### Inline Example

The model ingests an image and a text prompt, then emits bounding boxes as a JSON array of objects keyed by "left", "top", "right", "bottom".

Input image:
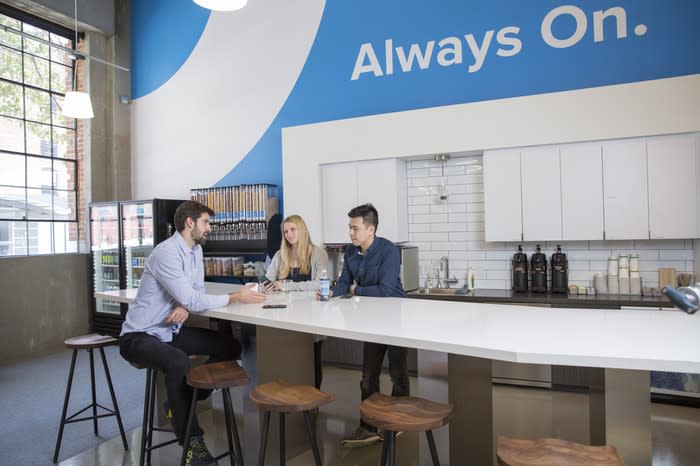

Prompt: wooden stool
[
  {"left": 360, "top": 393, "right": 453, "bottom": 466},
  {"left": 497, "top": 436, "right": 626, "bottom": 466},
  {"left": 180, "top": 360, "right": 250, "bottom": 466},
  {"left": 249, "top": 380, "right": 335, "bottom": 466},
  {"left": 53, "top": 334, "right": 128, "bottom": 463},
  {"left": 130, "top": 363, "right": 178, "bottom": 466}
]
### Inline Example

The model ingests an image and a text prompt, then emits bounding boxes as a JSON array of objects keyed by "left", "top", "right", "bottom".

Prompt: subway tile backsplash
[{"left": 404, "top": 155, "right": 695, "bottom": 290}]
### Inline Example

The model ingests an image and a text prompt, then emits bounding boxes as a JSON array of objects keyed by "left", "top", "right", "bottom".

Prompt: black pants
[
  {"left": 119, "top": 327, "right": 242, "bottom": 444},
  {"left": 359, "top": 342, "right": 410, "bottom": 430}
]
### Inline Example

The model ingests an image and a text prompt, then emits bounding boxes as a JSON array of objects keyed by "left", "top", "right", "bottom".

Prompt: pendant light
[
  {"left": 193, "top": 0, "right": 248, "bottom": 11},
  {"left": 435, "top": 154, "right": 450, "bottom": 200},
  {"left": 62, "top": 0, "right": 93, "bottom": 119}
]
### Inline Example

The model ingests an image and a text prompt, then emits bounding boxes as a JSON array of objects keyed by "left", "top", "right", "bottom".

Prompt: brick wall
[{"left": 405, "top": 155, "right": 695, "bottom": 290}]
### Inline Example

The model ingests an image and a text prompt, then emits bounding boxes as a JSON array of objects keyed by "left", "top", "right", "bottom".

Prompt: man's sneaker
[
  {"left": 185, "top": 435, "right": 218, "bottom": 466},
  {"left": 341, "top": 426, "right": 381, "bottom": 448},
  {"left": 163, "top": 400, "right": 177, "bottom": 435}
]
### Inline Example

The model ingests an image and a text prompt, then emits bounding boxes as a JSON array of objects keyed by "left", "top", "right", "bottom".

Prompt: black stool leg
[
  {"left": 89, "top": 348, "right": 98, "bottom": 435},
  {"left": 53, "top": 349, "right": 78, "bottom": 463},
  {"left": 180, "top": 388, "right": 199, "bottom": 466},
  {"left": 223, "top": 388, "right": 245, "bottom": 466},
  {"left": 143, "top": 368, "right": 158, "bottom": 466},
  {"left": 99, "top": 347, "right": 128, "bottom": 450},
  {"left": 257, "top": 411, "right": 270, "bottom": 466},
  {"left": 279, "top": 412, "right": 286, "bottom": 466},
  {"left": 426, "top": 430, "right": 440, "bottom": 466},
  {"left": 303, "top": 411, "right": 322, "bottom": 466},
  {"left": 139, "top": 368, "right": 152, "bottom": 466},
  {"left": 387, "top": 431, "right": 396, "bottom": 466},
  {"left": 380, "top": 433, "right": 388, "bottom": 466}
]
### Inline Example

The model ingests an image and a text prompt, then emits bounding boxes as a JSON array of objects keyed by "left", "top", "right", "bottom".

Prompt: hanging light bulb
[
  {"left": 61, "top": 0, "right": 93, "bottom": 119},
  {"left": 193, "top": 0, "right": 248, "bottom": 11},
  {"left": 435, "top": 154, "right": 450, "bottom": 200}
]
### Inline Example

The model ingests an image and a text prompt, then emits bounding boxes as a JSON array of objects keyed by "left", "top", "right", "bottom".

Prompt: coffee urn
[
  {"left": 531, "top": 245, "right": 548, "bottom": 292},
  {"left": 551, "top": 245, "right": 568, "bottom": 293},
  {"left": 512, "top": 245, "right": 529, "bottom": 292}
]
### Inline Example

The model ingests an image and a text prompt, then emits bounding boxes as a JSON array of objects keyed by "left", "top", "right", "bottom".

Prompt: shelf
[{"left": 203, "top": 239, "right": 266, "bottom": 256}]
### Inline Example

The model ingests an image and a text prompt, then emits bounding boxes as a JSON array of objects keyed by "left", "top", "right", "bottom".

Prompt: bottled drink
[{"left": 319, "top": 269, "right": 330, "bottom": 301}]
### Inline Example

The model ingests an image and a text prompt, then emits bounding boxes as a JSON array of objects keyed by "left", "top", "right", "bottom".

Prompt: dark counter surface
[{"left": 407, "top": 288, "right": 673, "bottom": 308}]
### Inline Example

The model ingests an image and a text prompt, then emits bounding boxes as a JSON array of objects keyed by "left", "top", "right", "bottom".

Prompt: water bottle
[{"left": 319, "top": 269, "right": 330, "bottom": 301}]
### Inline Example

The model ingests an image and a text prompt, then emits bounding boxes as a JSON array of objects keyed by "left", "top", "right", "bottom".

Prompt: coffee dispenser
[
  {"left": 531, "top": 245, "right": 548, "bottom": 292},
  {"left": 512, "top": 245, "right": 529, "bottom": 292},
  {"left": 551, "top": 245, "right": 568, "bottom": 293}
]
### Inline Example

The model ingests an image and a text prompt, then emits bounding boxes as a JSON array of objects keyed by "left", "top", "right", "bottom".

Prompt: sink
[{"left": 413, "top": 287, "right": 460, "bottom": 295}]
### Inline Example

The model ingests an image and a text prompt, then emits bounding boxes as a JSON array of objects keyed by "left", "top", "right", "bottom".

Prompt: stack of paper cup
[
  {"left": 607, "top": 256, "right": 619, "bottom": 294},
  {"left": 618, "top": 254, "right": 630, "bottom": 294},
  {"left": 629, "top": 254, "right": 641, "bottom": 295},
  {"left": 594, "top": 273, "right": 608, "bottom": 294}
]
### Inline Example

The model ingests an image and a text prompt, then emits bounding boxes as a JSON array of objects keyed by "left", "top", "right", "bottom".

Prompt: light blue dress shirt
[{"left": 120, "top": 231, "right": 228, "bottom": 342}]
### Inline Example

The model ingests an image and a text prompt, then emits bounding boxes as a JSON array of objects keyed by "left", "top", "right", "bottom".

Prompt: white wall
[
  {"left": 404, "top": 154, "right": 695, "bottom": 290},
  {"left": 282, "top": 74, "right": 700, "bottom": 248}
]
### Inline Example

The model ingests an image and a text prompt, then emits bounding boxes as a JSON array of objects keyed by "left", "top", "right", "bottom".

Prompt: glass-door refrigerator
[{"left": 90, "top": 198, "right": 186, "bottom": 336}]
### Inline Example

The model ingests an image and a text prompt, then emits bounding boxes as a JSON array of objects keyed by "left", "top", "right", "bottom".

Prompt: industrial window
[{"left": 0, "top": 6, "right": 82, "bottom": 256}]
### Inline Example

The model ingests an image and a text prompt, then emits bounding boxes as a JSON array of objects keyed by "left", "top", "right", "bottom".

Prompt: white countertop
[{"left": 97, "top": 283, "right": 700, "bottom": 373}]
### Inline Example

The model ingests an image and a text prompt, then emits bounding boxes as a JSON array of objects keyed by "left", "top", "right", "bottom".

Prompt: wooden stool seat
[
  {"left": 249, "top": 380, "right": 335, "bottom": 412},
  {"left": 186, "top": 360, "right": 250, "bottom": 390},
  {"left": 497, "top": 436, "right": 626, "bottom": 466},
  {"left": 64, "top": 333, "right": 117, "bottom": 350},
  {"left": 360, "top": 393, "right": 453, "bottom": 432}
]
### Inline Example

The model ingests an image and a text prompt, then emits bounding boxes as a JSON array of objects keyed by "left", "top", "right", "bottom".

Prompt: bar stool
[
  {"left": 249, "top": 380, "right": 335, "bottom": 466},
  {"left": 181, "top": 360, "right": 250, "bottom": 466},
  {"left": 53, "top": 334, "right": 128, "bottom": 463},
  {"left": 497, "top": 436, "right": 626, "bottom": 466},
  {"left": 360, "top": 393, "right": 453, "bottom": 466},
  {"left": 131, "top": 363, "right": 179, "bottom": 466}
]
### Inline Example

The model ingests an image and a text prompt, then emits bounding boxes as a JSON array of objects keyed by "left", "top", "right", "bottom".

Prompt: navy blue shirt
[{"left": 332, "top": 237, "right": 406, "bottom": 298}]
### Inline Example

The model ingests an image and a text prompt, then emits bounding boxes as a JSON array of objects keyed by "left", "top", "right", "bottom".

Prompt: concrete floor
[{"left": 60, "top": 366, "right": 700, "bottom": 466}]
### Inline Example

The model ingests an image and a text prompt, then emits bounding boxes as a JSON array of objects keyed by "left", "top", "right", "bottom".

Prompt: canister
[{"left": 607, "top": 256, "right": 619, "bottom": 276}]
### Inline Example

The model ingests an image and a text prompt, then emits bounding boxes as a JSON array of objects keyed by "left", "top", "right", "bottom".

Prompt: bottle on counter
[
  {"left": 319, "top": 269, "right": 330, "bottom": 301},
  {"left": 466, "top": 267, "right": 475, "bottom": 291}
]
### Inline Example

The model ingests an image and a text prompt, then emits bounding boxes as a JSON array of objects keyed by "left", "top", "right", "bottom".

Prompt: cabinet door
[
  {"left": 521, "top": 146, "right": 562, "bottom": 241},
  {"left": 357, "top": 159, "right": 408, "bottom": 243},
  {"left": 602, "top": 139, "right": 649, "bottom": 239},
  {"left": 484, "top": 149, "right": 522, "bottom": 241},
  {"left": 560, "top": 142, "right": 604, "bottom": 240},
  {"left": 647, "top": 134, "right": 698, "bottom": 239},
  {"left": 322, "top": 162, "right": 357, "bottom": 243}
]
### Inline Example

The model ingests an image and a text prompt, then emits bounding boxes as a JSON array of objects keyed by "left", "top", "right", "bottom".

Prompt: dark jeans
[
  {"left": 119, "top": 327, "right": 242, "bottom": 444},
  {"left": 359, "top": 342, "right": 410, "bottom": 430},
  {"left": 314, "top": 340, "right": 324, "bottom": 390}
]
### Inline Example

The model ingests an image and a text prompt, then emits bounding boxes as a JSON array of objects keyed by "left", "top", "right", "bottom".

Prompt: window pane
[
  {"left": 26, "top": 155, "right": 52, "bottom": 188},
  {"left": 0, "top": 17, "right": 22, "bottom": 49},
  {"left": 54, "top": 159, "right": 76, "bottom": 190},
  {"left": 22, "top": 27, "right": 49, "bottom": 59},
  {"left": 53, "top": 221, "right": 79, "bottom": 253},
  {"left": 50, "top": 32, "right": 72, "bottom": 65},
  {"left": 0, "top": 116, "right": 25, "bottom": 152},
  {"left": 27, "top": 221, "right": 52, "bottom": 254},
  {"left": 0, "top": 45, "right": 22, "bottom": 81},
  {"left": 53, "top": 126, "right": 75, "bottom": 158},
  {"left": 0, "top": 152, "right": 26, "bottom": 187},
  {"left": 25, "top": 121, "right": 52, "bottom": 155},
  {"left": 0, "top": 221, "right": 27, "bottom": 256},
  {"left": 52, "top": 94, "right": 74, "bottom": 128},
  {"left": 25, "top": 87, "right": 50, "bottom": 123},
  {"left": 26, "top": 187, "right": 52, "bottom": 220},
  {"left": 0, "top": 186, "right": 26, "bottom": 219},
  {"left": 51, "top": 62, "right": 70, "bottom": 94},
  {"left": 24, "top": 54, "right": 50, "bottom": 90},
  {"left": 53, "top": 189, "right": 77, "bottom": 221},
  {"left": 0, "top": 81, "right": 24, "bottom": 118}
]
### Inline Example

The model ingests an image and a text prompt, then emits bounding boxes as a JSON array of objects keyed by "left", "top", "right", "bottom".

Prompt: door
[
  {"left": 647, "top": 134, "right": 698, "bottom": 239},
  {"left": 560, "top": 142, "right": 604, "bottom": 240},
  {"left": 521, "top": 146, "right": 562, "bottom": 241},
  {"left": 358, "top": 159, "right": 408, "bottom": 243},
  {"left": 602, "top": 139, "right": 649, "bottom": 239},
  {"left": 121, "top": 201, "right": 155, "bottom": 288},
  {"left": 484, "top": 149, "right": 522, "bottom": 241},
  {"left": 322, "top": 162, "right": 357, "bottom": 243},
  {"left": 90, "top": 203, "right": 121, "bottom": 315}
]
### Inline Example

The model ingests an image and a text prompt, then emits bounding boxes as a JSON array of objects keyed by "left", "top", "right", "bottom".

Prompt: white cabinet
[
  {"left": 484, "top": 149, "right": 522, "bottom": 241},
  {"left": 321, "top": 159, "right": 407, "bottom": 244},
  {"left": 560, "top": 142, "right": 604, "bottom": 240},
  {"left": 647, "top": 134, "right": 699, "bottom": 239},
  {"left": 602, "top": 139, "right": 649, "bottom": 240},
  {"left": 521, "top": 147, "right": 562, "bottom": 241}
]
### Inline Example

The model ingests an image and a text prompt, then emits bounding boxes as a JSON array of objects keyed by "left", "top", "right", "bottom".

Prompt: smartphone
[{"left": 262, "top": 304, "right": 287, "bottom": 309}]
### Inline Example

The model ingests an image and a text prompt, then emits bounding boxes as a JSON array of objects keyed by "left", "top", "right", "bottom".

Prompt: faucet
[{"left": 440, "top": 256, "right": 459, "bottom": 288}]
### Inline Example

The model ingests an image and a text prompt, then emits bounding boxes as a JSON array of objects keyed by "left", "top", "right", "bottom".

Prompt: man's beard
[{"left": 193, "top": 228, "right": 207, "bottom": 246}]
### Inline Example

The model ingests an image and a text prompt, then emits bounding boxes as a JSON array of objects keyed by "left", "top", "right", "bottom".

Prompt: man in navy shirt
[{"left": 328, "top": 204, "right": 409, "bottom": 447}]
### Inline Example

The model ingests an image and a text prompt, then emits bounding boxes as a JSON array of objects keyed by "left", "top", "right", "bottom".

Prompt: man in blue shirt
[
  {"left": 329, "top": 204, "right": 409, "bottom": 447},
  {"left": 120, "top": 201, "right": 266, "bottom": 465}
]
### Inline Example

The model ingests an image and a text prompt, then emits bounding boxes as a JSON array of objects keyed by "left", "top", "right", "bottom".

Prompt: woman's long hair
[{"left": 278, "top": 215, "right": 315, "bottom": 279}]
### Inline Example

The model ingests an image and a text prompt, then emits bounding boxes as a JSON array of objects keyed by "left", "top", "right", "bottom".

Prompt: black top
[{"left": 289, "top": 267, "right": 311, "bottom": 282}]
